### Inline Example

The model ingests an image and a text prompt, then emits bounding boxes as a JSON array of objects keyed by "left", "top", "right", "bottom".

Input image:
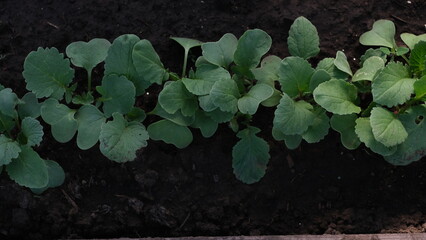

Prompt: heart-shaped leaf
[
  {"left": 202, "top": 33, "right": 238, "bottom": 68},
  {"left": 41, "top": 98, "right": 78, "bottom": 143},
  {"left": 66, "top": 38, "right": 111, "bottom": 73},
  {"left": 330, "top": 114, "right": 361, "bottom": 150},
  {"left": 238, "top": 83, "right": 274, "bottom": 115},
  {"left": 401, "top": 33, "right": 426, "bottom": 49},
  {"left": 359, "top": 19, "right": 397, "bottom": 49},
  {"left": 147, "top": 119, "right": 193, "bottom": 149},
  {"left": 352, "top": 56, "right": 385, "bottom": 82}
]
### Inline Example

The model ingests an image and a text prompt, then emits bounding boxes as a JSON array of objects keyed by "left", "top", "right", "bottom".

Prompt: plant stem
[
  {"left": 182, "top": 49, "right": 189, "bottom": 78},
  {"left": 87, "top": 70, "right": 92, "bottom": 93}
]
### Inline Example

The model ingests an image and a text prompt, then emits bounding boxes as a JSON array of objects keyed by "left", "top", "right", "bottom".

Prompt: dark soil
[{"left": 1, "top": 0, "right": 426, "bottom": 239}]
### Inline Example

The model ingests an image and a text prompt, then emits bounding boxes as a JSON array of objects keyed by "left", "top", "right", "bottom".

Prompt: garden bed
[{"left": 1, "top": 0, "right": 426, "bottom": 239}]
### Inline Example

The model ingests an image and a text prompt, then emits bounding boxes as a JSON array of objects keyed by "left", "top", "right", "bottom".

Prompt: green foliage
[
  {"left": 287, "top": 16, "right": 320, "bottom": 59},
  {"left": 359, "top": 19, "right": 397, "bottom": 49}
]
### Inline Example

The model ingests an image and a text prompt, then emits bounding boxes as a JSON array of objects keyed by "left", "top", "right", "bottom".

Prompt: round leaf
[
  {"left": 210, "top": 78, "right": 240, "bottom": 113},
  {"left": 234, "top": 29, "right": 272, "bottom": 69},
  {"left": 0, "top": 88, "right": 19, "bottom": 118},
  {"left": 370, "top": 107, "right": 408, "bottom": 147},
  {"left": 147, "top": 119, "right": 193, "bottom": 149},
  {"left": 41, "top": 98, "right": 78, "bottom": 143},
  {"left": 66, "top": 38, "right": 111, "bottom": 72},
  {"left": 238, "top": 84, "right": 274, "bottom": 115},
  {"left": 31, "top": 160, "right": 65, "bottom": 194},
  {"left": 355, "top": 117, "right": 397, "bottom": 156},
  {"left": 278, "top": 56, "right": 314, "bottom": 97},
  {"left": 301, "top": 109, "right": 329, "bottom": 143},
  {"left": 159, "top": 80, "right": 198, "bottom": 116},
  {"left": 21, "top": 117, "right": 43, "bottom": 147}
]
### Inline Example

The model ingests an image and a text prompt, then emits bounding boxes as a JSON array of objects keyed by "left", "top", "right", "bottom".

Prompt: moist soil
[{"left": 1, "top": 0, "right": 426, "bottom": 239}]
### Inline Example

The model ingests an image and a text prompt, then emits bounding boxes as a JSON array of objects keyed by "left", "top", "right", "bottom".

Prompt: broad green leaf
[
  {"left": 204, "top": 108, "right": 234, "bottom": 123},
  {"left": 0, "top": 88, "right": 19, "bottom": 118},
  {"left": 0, "top": 135, "right": 20, "bottom": 166},
  {"left": 159, "top": 80, "right": 198, "bottom": 116},
  {"left": 352, "top": 56, "right": 385, "bottom": 82},
  {"left": 234, "top": 29, "right": 272, "bottom": 69},
  {"left": 127, "top": 107, "right": 146, "bottom": 122},
  {"left": 104, "top": 34, "right": 147, "bottom": 95},
  {"left": 287, "top": 16, "right": 320, "bottom": 59},
  {"left": 100, "top": 75, "right": 136, "bottom": 117},
  {"left": 41, "top": 98, "right": 77, "bottom": 143},
  {"left": 132, "top": 39, "right": 169, "bottom": 85},
  {"left": 401, "top": 33, "right": 426, "bottom": 49},
  {"left": 302, "top": 108, "right": 329, "bottom": 143},
  {"left": 18, "top": 93, "right": 41, "bottom": 118},
  {"left": 409, "top": 41, "right": 426, "bottom": 76},
  {"left": 370, "top": 107, "right": 407, "bottom": 147},
  {"left": 330, "top": 114, "right": 361, "bottom": 150},
  {"left": 360, "top": 48, "right": 387, "bottom": 66},
  {"left": 384, "top": 106, "right": 426, "bottom": 165},
  {"left": 260, "top": 89, "right": 282, "bottom": 107},
  {"left": 395, "top": 47, "right": 409, "bottom": 56},
  {"left": 72, "top": 92, "right": 94, "bottom": 105},
  {"left": 252, "top": 55, "right": 281, "bottom": 86},
  {"left": 150, "top": 103, "right": 194, "bottom": 126},
  {"left": 0, "top": 113, "right": 15, "bottom": 133},
  {"left": 31, "top": 160, "right": 65, "bottom": 194},
  {"left": 202, "top": 33, "right": 238, "bottom": 68},
  {"left": 355, "top": 117, "right": 397, "bottom": 156},
  {"left": 21, "top": 117, "right": 43, "bottom": 147},
  {"left": 210, "top": 78, "right": 240, "bottom": 113},
  {"left": 313, "top": 79, "right": 360, "bottom": 114},
  {"left": 6, "top": 146, "right": 48, "bottom": 188},
  {"left": 238, "top": 84, "right": 274, "bottom": 114},
  {"left": 309, "top": 69, "right": 331, "bottom": 92},
  {"left": 316, "top": 58, "right": 348, "bottom": 80},
  {"left": 359, "top": 20, "right": 397, "bottom": 49},
  {"left": 372, "top": 62, "right": 415, "bottom": 107},
  {"left": 273, "top": 93, "right": 314, "bottom": 135},
  {"left": 278, "top": 56, "right": 314, "bottom": 97},
  {"left": 283, "top": 134, "right": 302, "bottom": 150},
  {"left": 76, "top": 105, "right": 106, "bottom": 150},
  {"left": 147, "top": 119, "right": 193, "bottom": 148},
  {"left": 191, "top": 110, "right": 218, "bottom": 138},
  {"left": 23, "top": 47, "right": 74, "bottom": 100},
  {"left": 334, "top": 51, "right": 352, "bottom": 76},
  {"left": 232, "top": 127, "right": 269, "bottom": 184},
  {"left": 182, "top": 64, "right": 231, "bottom": 95},
  {"left": 199, "top": 94, "right": 217, "bottom": 112},
  {"left": 414, "top": 75, "right": 426, "bottom": 100},
  {"left": 99, "top": 113, "right": 148, "bottom": 162},
  {"left": 171, "top": 37, "right": 203, "bottom": 51},
  {"left": 66, "top": 38, "right": 111, "bottom": 72}
]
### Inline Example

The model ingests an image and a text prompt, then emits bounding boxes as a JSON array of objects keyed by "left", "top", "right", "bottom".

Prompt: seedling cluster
[{"left": 1, "top": 16, "right": 425, "bottom": 192}]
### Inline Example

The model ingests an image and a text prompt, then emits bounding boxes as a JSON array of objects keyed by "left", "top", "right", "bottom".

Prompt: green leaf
[
  {"left": 238, "top": 84, "right": 274, "bottom": 115},
  {"left": 18, "top": 93, "right": 41, "bottom": 118},
  {"left": 273, "top": 93, "right": 314, "bottom": 135},
  {"left": 99, "top": 113, "right": 148, "bottom": 162},
  {"left": 41, "top": 98, "right": 77, "bottom": 143},
  {"left": 104, "top": 34, "right": 147, "bottom": 95},
  {"left": 359, "top": 19, "right": 397, "bottom": 49},
  {"left": 232, "top": 127, "right": 270, "bottom": 184},
  {"left": 23, "top": 47, "right": 74, "bottom": 100},
  {"left": 159, "top": 80, "right": 198, "bottom": 116},
  {"left": 360, "top": 48, "right": 387, "bottom": 66},
  {"left": 384, "top": 106, "right": 426, "bottom": 165},
  {"left": 0, "top": 135, "right": 21, "bottom": 166},
  {"left": 147, "top": 119, "right": 193, "bottom": 148},
  {"left": 330, "top": 114, "right": 361, "bottom": 150},
  {"left": 66, "top": 38, "right": 111, "bottom": 72},
  {"left": 210, "top": 78, "right": 240, "bottom": 113},
  {"left": 31, "top": 160, "right": 65, "bottom": 194},
  {"left": 199, "top": 94, "right": 217, "bottom": 112},
  {"left": 287, "top": 16, "right": 320, "bottom": 59},
  {"left": 409, "top": 41, "right": 426, "bottom": 76},
  {"left": 0, "top": 88, "right": 19, "bottom": 118},
  {"left": 395, "top": 47, "right": 409, "bottom": 56},
  {"left": 252, "top": 55, "right": 281, "bottom": 86},
  {"left": 72, "top": 92, "right": 94, "bottom": 105},
  {"left": 0, "top": 113, "right": 15, "bottom": 133},
  {"left": 132, "top": 39, "right": 169, "bottom": 85},
  {"left": 370, "top": 107, "right": 407, "bottom": 147},
  {"left": 302, "top": 108, "right": 329, "bottom": 143},
  {"left": 191, "top": 110, "right": 218, "bottom": 138},
  {"left": 372, "top": 62, "right": 415, "bottom": 107},
  {"left": 150, "top": 103, "right": 194, "bottom": 126},
  {"left": 352, "top": 56, "right": 385, "bottom": 82},
  {"left": 127, "top": 107, "right": 146, "bottom": 122},
  {"left": 355, "top": 117, "right": 397, "bottom": 156},
  {"left": 6, "top": 146, "right": 48, "bottom": 188},
  {"left": 260, "top": 89, "right": 282, "bottom": 107},
  {"left": 401, "top": 33, "right": 426, "bottom": 49},
  {"left": 316, "top": 58, "right": 348, "bottom": 80},
  {"left": 334, "top": 51, "right": 352, "bottom": 76},
  {"left": 202, "top": 33, "right": 238, "bottom": 68},
  {"left": 204, "top": 108, "right": 235, "bottom": 123},
  {"left": 234, "top": 29, "right": 272, "bottom": 69},
  {"left": 171, "top": 37, "right": 203, "bottom": 52},
  {"left": 278, "top": 56, "right": 314, "bottom": 97},
  {"left": 182, "top": 64, "right": 231, "bottom": 95},
  {"left": 100, "top": 75, "right": 136, "bottom": 117},
  {"left": 309, "top": 69, "right": 331, "bottom": 92},
  {"left": 21, "top": 117, "right": 43, "bottom": 147},
  {"left": 414, "top": 75, "right": 426, "bottom": 100},
  {"left": 313, "top": 79, "right": 361, "bottom": 115},
  {"left": 76, "top": 105, "right": 105, "bottom": 150}
]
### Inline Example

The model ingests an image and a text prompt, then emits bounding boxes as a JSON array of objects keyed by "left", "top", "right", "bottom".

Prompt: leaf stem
[
  {"left": 182, "top": 49, "right": 189, "bottom": 78},
  {"left": 87, "top": 70, "right": 92, "bottom": 93}
]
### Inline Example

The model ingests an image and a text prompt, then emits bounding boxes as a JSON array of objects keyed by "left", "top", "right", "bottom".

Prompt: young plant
[
  {"left": 147, "top": 30, "right": 278, "bottom": 184},
  {"left": 0, "top": 85, "right": 64, "bottom": 193},
  {"left": 21, "top": 35, "right": 168, "bottom": 163}
]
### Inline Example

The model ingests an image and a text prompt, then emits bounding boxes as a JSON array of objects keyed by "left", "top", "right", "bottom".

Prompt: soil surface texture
[{"left": 1, "top": 0, "right": 426, "bottom": 239}]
